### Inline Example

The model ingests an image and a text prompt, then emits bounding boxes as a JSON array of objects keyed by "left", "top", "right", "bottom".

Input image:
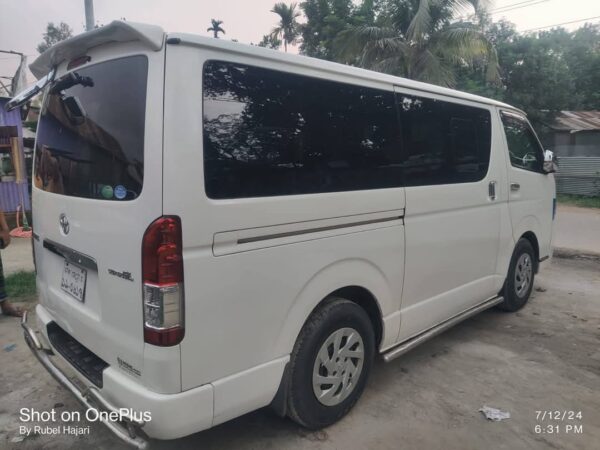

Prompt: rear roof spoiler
[{"left": 30, "top": 20, "right": 164, "bottom": 79}]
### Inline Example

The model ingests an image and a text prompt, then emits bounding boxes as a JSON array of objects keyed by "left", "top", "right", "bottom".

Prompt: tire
[
  {"left": 286, "top": 297, "right": 375, "bottom": 429},
  {"left": 498, "top": 238, "right": 536, "bottom": 312}
]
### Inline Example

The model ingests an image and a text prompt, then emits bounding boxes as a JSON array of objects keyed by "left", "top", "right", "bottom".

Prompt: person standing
[{"left": 0, "top": 208, "right": 23, "bottom": 317}]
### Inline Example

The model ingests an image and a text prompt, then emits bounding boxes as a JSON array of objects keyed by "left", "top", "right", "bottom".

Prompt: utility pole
[{"left": 84, "top": 0, "right": 95, "bottom": 31}]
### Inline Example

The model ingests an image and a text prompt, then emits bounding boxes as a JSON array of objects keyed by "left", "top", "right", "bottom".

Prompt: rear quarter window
[{"left": 202, "top": 60, "right": 403, "bottom": 199}]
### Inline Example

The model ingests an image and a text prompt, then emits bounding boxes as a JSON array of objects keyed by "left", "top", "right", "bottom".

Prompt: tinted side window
[
  {"left": 397, "top": 94, "right": 491, "bottom": 186},
  {"left": 203, "top": 61, "right": 402, "bottom": 199},
  {"left": 501, "top": 113, "right": 543, "bottom": 172}
]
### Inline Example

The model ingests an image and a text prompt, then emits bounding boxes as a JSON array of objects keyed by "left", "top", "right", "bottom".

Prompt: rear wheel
[
  {"left": 287, "top": 298, "right": 375, "bottom": 429},
  {"left": 499, "top": 238, "right": 536, "bottom": 312}
]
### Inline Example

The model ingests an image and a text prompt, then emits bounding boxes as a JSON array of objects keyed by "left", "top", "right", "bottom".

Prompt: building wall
[
  {"left": 555, "top": 156, "right": 600, "bottom": 197},
  {"left": 0, "top": 97, "right": 31, "bottom": 212},
  {"left": 551, "top": 130, "right": 600, "bottom": 157}
]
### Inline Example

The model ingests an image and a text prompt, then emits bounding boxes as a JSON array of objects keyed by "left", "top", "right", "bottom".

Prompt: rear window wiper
[
  {"left": 50, "top": 72, "right": 94, "bottom": 94},
  {"left": 5, "top": 67, "right": 56, "bottom": 111}
]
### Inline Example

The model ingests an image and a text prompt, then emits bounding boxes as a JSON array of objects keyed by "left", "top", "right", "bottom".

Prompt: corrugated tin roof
[{"left": 549, "top": 111, "right": 600, "bottom": 131}]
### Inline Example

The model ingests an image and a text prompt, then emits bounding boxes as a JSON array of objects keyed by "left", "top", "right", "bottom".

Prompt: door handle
[
  {"left": 488, "top": 181, "right": 497, "bottom": 200},
  {"left": 510, "top": 183, "right": 521, "bottom": 192}
]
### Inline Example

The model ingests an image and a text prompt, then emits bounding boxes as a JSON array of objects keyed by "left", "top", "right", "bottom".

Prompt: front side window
[
  {"left": 35, "top": 56, "right": 148, "bottom": 200},
  {"left": 501, "top": 112, "right": 543, "bottom": 172},
  {"left": 202, "top": 60, "right": 402, "bottom": 199}
]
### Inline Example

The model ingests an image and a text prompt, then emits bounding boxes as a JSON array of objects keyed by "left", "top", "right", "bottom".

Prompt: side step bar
[{"left": 382, "top": 296, "right": 504, "bottom": 363}]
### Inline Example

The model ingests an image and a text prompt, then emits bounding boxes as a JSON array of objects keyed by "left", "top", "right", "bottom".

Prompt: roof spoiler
[{"left": 29, "top": 20, "right": 164, "bottom": 79}]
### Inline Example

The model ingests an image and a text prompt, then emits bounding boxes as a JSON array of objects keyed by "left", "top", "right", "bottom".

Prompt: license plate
[{"left": 61, "top": 261, "right": 87, "bottom": 302}]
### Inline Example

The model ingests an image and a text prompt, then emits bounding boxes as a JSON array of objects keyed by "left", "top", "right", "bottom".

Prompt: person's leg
[{"left": 0, "top": 253, "right": 23, "bottom": 317}]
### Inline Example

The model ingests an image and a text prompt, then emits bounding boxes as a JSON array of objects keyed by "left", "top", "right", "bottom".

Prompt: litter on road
[{"left": 479, "top": 405, "right": 511, "bottom": 421}]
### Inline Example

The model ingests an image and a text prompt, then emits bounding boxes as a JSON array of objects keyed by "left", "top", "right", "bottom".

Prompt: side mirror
[{"left": 543, "top": 150, "right": 557, "bottom": 174}]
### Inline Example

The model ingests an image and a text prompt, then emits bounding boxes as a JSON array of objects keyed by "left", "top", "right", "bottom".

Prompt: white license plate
[{"left": 60, "top": 261, "right": 87, "bottom": 302}]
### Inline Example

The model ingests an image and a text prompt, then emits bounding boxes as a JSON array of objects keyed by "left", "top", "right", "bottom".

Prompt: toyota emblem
[{"left": 59, "top": 213, "right": 70, "bottom": 235}]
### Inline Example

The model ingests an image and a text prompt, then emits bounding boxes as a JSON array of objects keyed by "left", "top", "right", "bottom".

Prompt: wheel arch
[
  {"left": 272, "top": 258, "right": 395, "bottom": 360},
  {"left": 328, "top": 285, "right": 383, "bottom": 349},
  {"left": 510, "top": 215, "right": 542, "bottom": 272},
  {"left": 270, "top": 260, "right": 390, "bottom": 417},
  {"left": 519, "top": 230, "right": 540, "bottom": 272}
]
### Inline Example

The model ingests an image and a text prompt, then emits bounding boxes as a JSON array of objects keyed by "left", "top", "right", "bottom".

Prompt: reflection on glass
[
  {"left": 203, "top": 60, "right": 402, "bottom": 199},
  {"left": 501, "top": 114, "right": 543, "bottom": 172},
  {"left": 35, "top": 56, "right": 148, "bottom": 200},
  {"left": 203, "top": 61, "right": 493, "bottom": 197}
]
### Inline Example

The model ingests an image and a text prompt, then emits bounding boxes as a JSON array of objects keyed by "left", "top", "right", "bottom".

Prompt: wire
[
  {"left": 455, "top": 0, "right": 550, "bottom": 21},
  {"left": 493, "top": 0, "right": 550, "bottom": 15},
  {"left": 522, "top": 15, "right": 600, "bottom": 32},
  {"left": 493, "top": 0, "right": 540, "bottom": 11}
]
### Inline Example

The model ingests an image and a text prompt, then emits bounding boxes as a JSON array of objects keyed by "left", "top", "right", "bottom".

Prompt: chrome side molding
[{"left": 382, "top": 296, "right": 504, "bottom": 363}]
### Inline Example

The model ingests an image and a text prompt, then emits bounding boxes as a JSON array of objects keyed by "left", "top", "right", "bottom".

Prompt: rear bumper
[
  {"left": 22, "top": 310, "right": 149, "bottom": 448},
  {"left": 22, "top": 305, "right": 215, "bottom": 445}
]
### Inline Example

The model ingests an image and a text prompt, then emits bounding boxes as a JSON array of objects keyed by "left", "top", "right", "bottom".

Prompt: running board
[{"left": 382, "top": 296, "right": 504, "bottom": 363}]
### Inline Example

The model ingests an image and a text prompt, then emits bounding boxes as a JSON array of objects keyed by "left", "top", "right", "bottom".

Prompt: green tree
[
  {"left": 270, "top": 2, "right": 302, "bottom": 52},
  {"left": 562, "top": 24, "right": 600, "bottom": 109},
  {"left": 258, "top": 34, "right": 282, "bottom": 49},
  {"left": 456, "top": 21, "right": 600, "bottom": 142},
  {"left": 37, "top": 22, "right": 73, "bottom": 54},
  {"left": 300, "top": 0, "right": 349, "bottom": 59},
  {"left": 335, "top": 0, "right": 499, "bottom": 87},
  {"left": 299, "top": 0, "right": 379, "bottom": 60},
  {"left": 207, "top": 19, "right": 226, "bottom": 38}
]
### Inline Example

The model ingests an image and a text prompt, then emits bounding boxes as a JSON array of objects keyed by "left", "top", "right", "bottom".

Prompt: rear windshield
[{"left": 35, "top": 56, "right": 148, "bottom": 200}]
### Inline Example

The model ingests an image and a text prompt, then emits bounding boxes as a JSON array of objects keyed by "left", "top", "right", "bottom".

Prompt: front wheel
[
  {"left": 286, "top": 298, "right": 375, "bottom": 429},
  {"left": 499, "top": 238, "right": 536, "bottom": 312}
]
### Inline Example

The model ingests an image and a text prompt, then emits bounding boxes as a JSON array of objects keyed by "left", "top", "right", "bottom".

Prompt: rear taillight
[{"left": 142, "top": 216, "right": 184, "bottom": 346}]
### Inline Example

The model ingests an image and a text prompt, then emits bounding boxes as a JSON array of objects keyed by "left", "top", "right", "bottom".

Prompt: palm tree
[
  {"left": 270, "top": 3, "right": 301, "bottom": 52},
  {"left": 207, "top": 19, "right": 225, "bottom": 38},
  {"left": 337, "top": 0, "right": 499, "bottom": 87}
]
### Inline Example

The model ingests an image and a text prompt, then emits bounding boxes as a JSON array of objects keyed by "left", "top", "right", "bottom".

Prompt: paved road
[
  {"left": 554, "top": 204, "right": 600, "bottom": 255},
  {"left": 1, "top": 257, "right": 598, "bottom": 450}
]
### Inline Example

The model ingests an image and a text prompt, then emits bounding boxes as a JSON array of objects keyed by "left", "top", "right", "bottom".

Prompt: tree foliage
[
  {"left": 456, "top": 21, "right": 600, "bottom": 132},
  {"left": 299, "top": 0, "right": 375, "bottom": 60},
  {"left": 258, "top": 33, "right": 282, "bottom": 49},
  {"left": 270, "top": 2, "right": 302, "bottom": 52},
  {"left": 332, "top": 0, "right": 499, "bottom": 87},
  {"left": 207, "top": 19, "right": 226, "bottom": 38},
  {"left": 37, "top": 22, "right": 73, "bottom": 54}
]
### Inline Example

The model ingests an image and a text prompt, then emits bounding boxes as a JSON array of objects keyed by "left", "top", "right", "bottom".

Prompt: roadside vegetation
[
  {"left": 6, "top": 270, "right": 37, "bottom": 299},
  {"left": 557, "top": 194, "right": 600, "bottom": 209}
]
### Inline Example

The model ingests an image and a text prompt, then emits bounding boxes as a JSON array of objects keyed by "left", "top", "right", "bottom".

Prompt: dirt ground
[
  {"left": 1, "top": 256, "right": 599, "bottom": 450},
  {"left": 554, "top": 204, "right": 600, "bottom": 255}
]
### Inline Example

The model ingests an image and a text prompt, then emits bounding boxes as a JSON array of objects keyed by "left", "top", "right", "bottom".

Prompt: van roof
[
  {"left": 171, "top": 32, "right": 519, "bottom": 112},
  {"left": 31, "top": 20, "right": 521, "bottom": 114}
]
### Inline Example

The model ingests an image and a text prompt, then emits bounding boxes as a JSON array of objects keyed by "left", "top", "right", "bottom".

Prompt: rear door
[
  {"left": 33, "top": 43, "right": 164, "bottom": 383},
  {"left": 499, "top": 111, "right": 554, "bottom": 260}
]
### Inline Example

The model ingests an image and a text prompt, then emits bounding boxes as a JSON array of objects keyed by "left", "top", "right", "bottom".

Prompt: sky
[{"left": 0, "top": 0, "right": 599, "bottom": 89}]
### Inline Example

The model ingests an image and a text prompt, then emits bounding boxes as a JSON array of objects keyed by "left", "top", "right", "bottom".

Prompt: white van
[{"left": 13, "top": 21, "right": 555, "bottom": 448}]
